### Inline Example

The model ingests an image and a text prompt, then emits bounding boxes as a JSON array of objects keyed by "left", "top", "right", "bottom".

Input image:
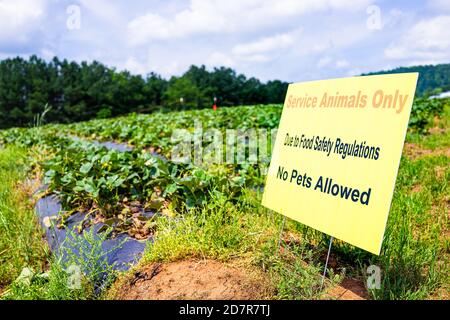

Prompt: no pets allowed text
[{"left": 277, "top": 166, "right": 372, "bottom": 206}]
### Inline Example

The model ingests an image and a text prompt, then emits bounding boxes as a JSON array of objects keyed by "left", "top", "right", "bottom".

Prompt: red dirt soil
[
  {"left": 116, "top": 259, "right": 273, "bottom": 300},
  {"left": 403, "top": 142, "right": 450, "bottom": 160},
  {"left": 114, "top": 259, "right": 368, "bottom": 300},
  {"left": 325, "top": 278, "right": 368, "bottom": 300}
]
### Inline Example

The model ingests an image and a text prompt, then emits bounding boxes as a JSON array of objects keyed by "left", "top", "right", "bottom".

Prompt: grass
[
  {"left": 0, "top": 146, "right": 47, "bottom": 286},
  {"left": 3, "top": 256, "right": 92, "bottom": 300},
  {"left": 1, "top": 102, "right": 449, "bottom": 300},
  {"left": 406, "top": 100, "right": 450, "bottom": 150},
  {"left": 374, "top": 103, "right": 449, "bottom": 299},
  {"left": 134, "top": 150, "right": 448, "bottom": 299},
  {"left": 2, "top": 227, "right": 120, "bottom": 300},
  {"left": 0, "top": 146, "right": 119, "bottom": 299},
  {"left": 138, "top": 189, "right": 342, "bottom": 299},
  {"left": 130, "top": 102, "right": 450, "bottom": 300},
  {"left": 143, "top": 190, "right": 264, "bottom": 262},
  {"left": 369, "top": 153, "right": 449, "bottom": 299}
]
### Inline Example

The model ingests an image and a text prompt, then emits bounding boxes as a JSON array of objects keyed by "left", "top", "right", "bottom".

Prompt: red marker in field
[{"left": 213, "top": 97, "right": 218, "bottom": 111}]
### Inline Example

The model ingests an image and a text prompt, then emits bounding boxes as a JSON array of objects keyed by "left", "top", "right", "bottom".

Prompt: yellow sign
[{"left": 262, "top": 73, "right": 418, "bottom": 255}]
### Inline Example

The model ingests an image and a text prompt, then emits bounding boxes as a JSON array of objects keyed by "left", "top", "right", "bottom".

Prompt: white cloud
[
  {"left": 239, "top": 54, "right": 272, "bottom": 63},
  {"left": 3, "top": 0, "right": 442, "bottom": 84},
  {"left": 79, "top": 0, "right": 122, "bottom": 22},
  {"left": 128, "top": 13, "right": 177, "bottom": 44},
  {"left": 385, "top": 15, "right": 450, "bottom": 63},
  {"left": 336, "top": 59, "right": 349, "bottom": 68},
  {"left": 127, "top": 0, "right": 370, "bottom": 45},
  {"left": 205, "top": 31, "right": 298, "bottom": 67},
  {"left": 157, "top": 60, "right": 184, "bottom": 77},
  {"left": 123, "top": 57, "right": 149, "bottom": 74},
  {"left": 206, "top": 52, "right": 235, "bottom": 67},
  {"left": 428, "top": 0, "right": 450, "bottom": 12},
  {"left": 232, "top": 33, "right": 294, "bottom": 56},
  {"left": 346, "top": 68, "right": 363, "bottom": 76},
  {"left": 40, "top": 48, "right": 55, "bottom": 60},
  {"left": 317, "top": 56, "right": 332, "bottom": 67},
  {"left": 120, "top": 54, "right": 186, "bottom": 78},
  {"left": 0, "top": 0, "right": 47, "bottom": 44},
  {"left": 383, "top": 9, "right": 406, "bottom": 28},
  {"left": 317, "top": 57, "right": 349, "bottom": 69}
]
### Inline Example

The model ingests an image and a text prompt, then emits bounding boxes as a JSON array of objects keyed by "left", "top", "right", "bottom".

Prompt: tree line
[
  {"left": 364, "top": 63, "right": 450, "bottom": 97},
  {"left": 0, "top": 56, "right": 289, "bottom": 129}
]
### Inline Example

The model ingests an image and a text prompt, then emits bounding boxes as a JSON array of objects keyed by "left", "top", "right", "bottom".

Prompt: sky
[{"left": 0, "top": 0, "right": 449, "bottom": 82}]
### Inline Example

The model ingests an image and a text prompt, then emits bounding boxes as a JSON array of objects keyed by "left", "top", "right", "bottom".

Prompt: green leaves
[
  {"left": 74, "top": 177, "right": 99, "bottom": 198},
  {"left": 164, "top": 183, "right": 178, "bottom": 196},
  {"left": 79, "top": 163, "right": 93, "bottom": 174},
  {"left": 106, "top": 175, "right": 125, "bottom": 188},
  {"left": 43, "top": 169, "right": 56, "bottom": 185},
  {"left": 409, "top": 98, "right": 446, "bottom": 133},
  {"left": 37, "top": 134, "right": 254, "bottom": 237},
  {"left": 3, "top": 104, "right": 289, "bottom": 236}
]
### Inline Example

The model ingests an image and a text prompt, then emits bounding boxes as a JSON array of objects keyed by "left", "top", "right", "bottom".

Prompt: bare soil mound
[
  {"left": 404, "top": 142, "right": 450, "bottom": 160},
  {"left": 116, "top": 259, "right": 273, "bottom": 300},
  {"left": 325, "top": 278, "right": 368, "bottom": 300}
]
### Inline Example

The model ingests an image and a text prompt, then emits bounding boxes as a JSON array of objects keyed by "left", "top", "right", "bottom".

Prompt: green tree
[
  {"left": 264, "top": 80, "right": 289, "bottom": 103},
  {"left": 144, "top": 72, "right": 168, "bottom": 108},
  {"left": 0, "top": 55, "right": 294, "bottom": 128},
  {"left": 164, "top": 77, "right": 208, "bottom": 109}
]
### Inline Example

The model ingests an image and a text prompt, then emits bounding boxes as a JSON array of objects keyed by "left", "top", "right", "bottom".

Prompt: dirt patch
[
  {"left": 115, "top": 259, "right": 274, "bottom": 300},
  {"left": 435, "top": 166, "right": 447, "bottom": 179},
  {"left": 325, "top": 278, "right": 368, "bottom": 300},
  {"left": 404, "top": 143, "right": 450, "bottom": 160},
  {"left": 428, "top": 127, "right": 447, "bottom": 135},
  {"left": 428, "top": 117, "right": 447, "bottom": 135}
]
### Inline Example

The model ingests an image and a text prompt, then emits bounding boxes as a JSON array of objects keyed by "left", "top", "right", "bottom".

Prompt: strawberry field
[{"left": 0, "top": 99, "right": 448, "bottom": 300}]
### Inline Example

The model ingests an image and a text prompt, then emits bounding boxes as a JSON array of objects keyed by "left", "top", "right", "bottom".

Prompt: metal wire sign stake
[
  {"left": 276, "top": 214, "right": 334, "bottom": 292},
  {"left": 320, "top": 236, "right": 334, "bottom": 291},
  {"left": 276, "top": 216, "right": 286, "bottom": 255}
]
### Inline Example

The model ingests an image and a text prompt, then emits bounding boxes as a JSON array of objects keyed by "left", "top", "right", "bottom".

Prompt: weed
[{"left": 0, "top": 146, "right": 47, "bottom": 286}]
